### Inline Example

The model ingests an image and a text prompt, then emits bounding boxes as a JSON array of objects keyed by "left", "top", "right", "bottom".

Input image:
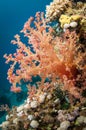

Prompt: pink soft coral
[{"left": 4, "top": 12, "right": 86, "bottom": 100}]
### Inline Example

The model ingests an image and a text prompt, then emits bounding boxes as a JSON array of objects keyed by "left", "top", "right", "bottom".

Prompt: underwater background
[{"left": 0, "top": 0, "right": 51, "bottom": 124}]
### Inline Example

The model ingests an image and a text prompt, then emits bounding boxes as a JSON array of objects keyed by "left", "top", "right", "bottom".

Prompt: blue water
[{"left": 0, "top": 0, "right": 51, "bottom": 123}]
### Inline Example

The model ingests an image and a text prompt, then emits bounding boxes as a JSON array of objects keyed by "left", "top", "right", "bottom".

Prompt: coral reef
[
  {"left": 46, "top": 0, "right": 86, "bottom": 40},
  {"left": 45, "top": 0, "right": 72, "bottom": 21},
  {"left": 45, "top": 0, "right": 86, "bottom": 22},
  {"left": 2, "top": 0, "right": 86, "bottom": 129},
  {"left": 0, "top": 84, "right": 86, "bottom": 130}
]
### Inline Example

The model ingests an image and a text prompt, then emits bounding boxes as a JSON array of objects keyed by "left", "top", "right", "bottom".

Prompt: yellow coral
[
  {"left": 59, "top": 14, "right": 82, "bottom": 28},
  {"left": 59, "top": 15, "right": 71, "bottom": 28},
  {"left": 71, "top": 15, "right": 81, "bottom": 21}
]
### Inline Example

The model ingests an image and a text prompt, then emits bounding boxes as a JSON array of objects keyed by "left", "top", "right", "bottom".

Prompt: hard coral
[{"left": 45, "top": 0, "right": 72, "bottom": 22}]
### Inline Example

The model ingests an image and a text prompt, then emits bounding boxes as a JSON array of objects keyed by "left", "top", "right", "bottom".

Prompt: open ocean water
[{"left": 0, "top": 0, "right": 51, "bottom": 124}]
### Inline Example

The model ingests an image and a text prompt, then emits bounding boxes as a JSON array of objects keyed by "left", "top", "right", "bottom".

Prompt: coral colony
[{"left": 1, "top": 0, "right": 86, "bottom": 130}]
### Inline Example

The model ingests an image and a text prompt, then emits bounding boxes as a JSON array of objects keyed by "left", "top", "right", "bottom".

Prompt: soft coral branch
[{"left": 4, "top": 12, "right": 86, "bottom": 100}]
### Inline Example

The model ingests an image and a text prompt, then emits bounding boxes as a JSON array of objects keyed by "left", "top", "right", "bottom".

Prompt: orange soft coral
[{"left": 4, "top": 12, "right": 86, "bottom": 100}]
